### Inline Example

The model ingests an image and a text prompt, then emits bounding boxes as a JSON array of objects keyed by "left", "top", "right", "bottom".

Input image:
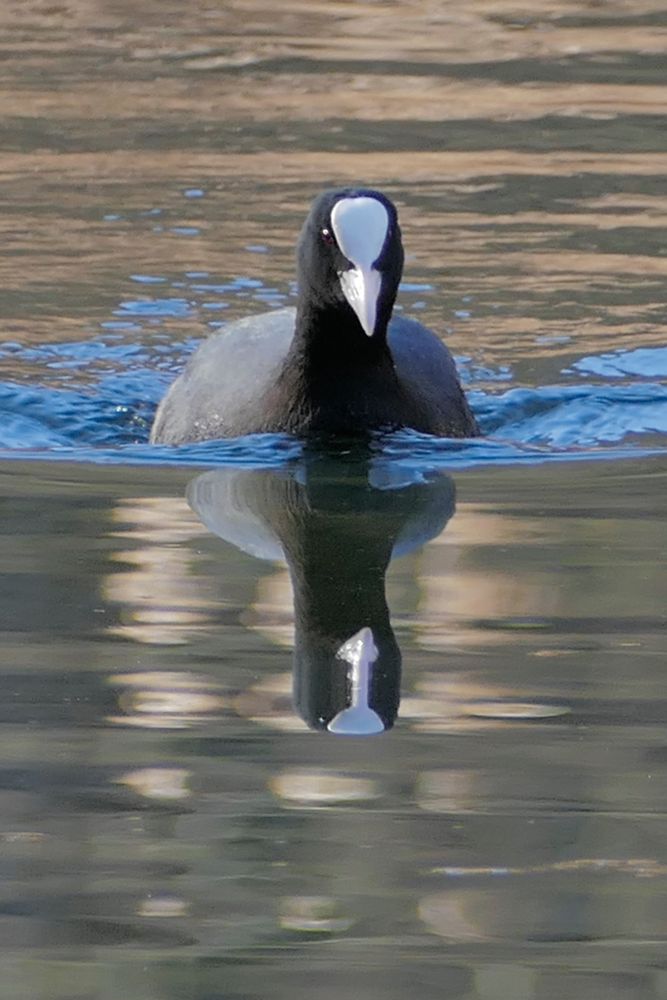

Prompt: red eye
[{"left": 321, "top": 227, "right": 336, "bottom": 245}]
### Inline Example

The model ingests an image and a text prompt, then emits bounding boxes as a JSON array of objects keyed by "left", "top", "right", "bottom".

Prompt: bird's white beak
[{"left": 338, "top": 265, "right": 382, "bottom": 338}]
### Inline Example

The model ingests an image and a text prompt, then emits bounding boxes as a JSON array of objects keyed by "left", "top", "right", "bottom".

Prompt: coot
[{"left": 150, "top": 188, "right": 478, "bottom": 444}]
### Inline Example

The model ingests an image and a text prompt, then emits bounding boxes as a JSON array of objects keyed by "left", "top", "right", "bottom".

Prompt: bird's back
[
  {"left": 150, "top": 307, "right": 296, "bottom": 444},
  {"left": 150, "top": 307, "right": 477, "bottom": 444},
  {"left": 388, "top": 315, "right": 478, "bottom": 437}
]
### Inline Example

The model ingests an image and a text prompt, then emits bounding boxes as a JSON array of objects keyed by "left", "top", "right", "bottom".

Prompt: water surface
[{"left": 0, "top": 2, "right": 666, "bottom": 998}]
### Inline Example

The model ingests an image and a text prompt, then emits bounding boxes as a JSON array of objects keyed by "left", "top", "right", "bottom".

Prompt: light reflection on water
[
  {"left": 0, "top": 0, "right": 666, "bottom": 997},
  {"left": 1, "top": 454, "right": 664, "bottom": 999}
]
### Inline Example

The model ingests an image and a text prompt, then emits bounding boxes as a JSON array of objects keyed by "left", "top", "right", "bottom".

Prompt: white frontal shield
[{"left": 331, "top": 197, "right": 389, "bottom": 337}]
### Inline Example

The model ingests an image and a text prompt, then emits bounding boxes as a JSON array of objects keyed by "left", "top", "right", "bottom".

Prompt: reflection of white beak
[
  {"left": 339, "top": 265, "right": 382, "bottom": 338},
  {"left": 328, "top": 626, "right": 384, "bottom": 736}
]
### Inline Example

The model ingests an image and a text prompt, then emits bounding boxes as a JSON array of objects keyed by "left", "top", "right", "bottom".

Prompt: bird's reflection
[{"left": 188, "top": 452, "right": 456, "bottom": 735}]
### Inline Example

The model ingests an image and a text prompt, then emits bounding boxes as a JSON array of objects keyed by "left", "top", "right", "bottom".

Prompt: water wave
[{"left": 0, "top": 290, "right": 665, "bottom": 469}]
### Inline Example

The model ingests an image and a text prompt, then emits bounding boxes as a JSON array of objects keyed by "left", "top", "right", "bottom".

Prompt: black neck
[
  {"left": 272, "top": 301, "right": 400, "bottom": 435},
  {"left": 293, "top": 299, "right": 391, "bottom": 364}
]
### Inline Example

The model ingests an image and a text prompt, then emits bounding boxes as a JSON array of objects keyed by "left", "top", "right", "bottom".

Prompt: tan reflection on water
[
  {"left": 3, "top": 144, "right": 665, "bottom": 372},
  {"left": 1, "top": 0, "right": 666, "bottom": 382},
  {"left": 403, "top": 672, "right": 570, "bottom": 735},
  {"left": 114, "top": 766, "right": 193, "bottom": 801},
  {"left": 270, "top": 769, "right": 382, "bottom": 805},
  {"left": 104, "top": 496, "right": 214, "bottom": 645},
  {"left": 418, "top": 859, "right": 667, "bottom": 944},
  {"left": 411, "top": 508, "right": 561, "bottom": 651},
  {"left": 103, "top": 496, "right": 231, "bottom": 728},
  {"left": 137, "top": 895, "right": 189, "bottom": 918},
  {"left": 108, "top": 671, "right": 225, "bottom": 729},
  {"left": 242, "top": 567, "right": 295, "bottom": 648},
  {"left": 3, "top": 0, "right": 666, "bottom": 64},
  {"left": 411, "top": 482, "right": 665, "bottom": 650},
  {"left": 233, "top": 672, "right": 310, "bottom": 733},
  {"left": 278, "top": 895, "right": 354, "bottom": 933},
  {"left": 5, "top": 69, "right": 667, "bottom": 122}
]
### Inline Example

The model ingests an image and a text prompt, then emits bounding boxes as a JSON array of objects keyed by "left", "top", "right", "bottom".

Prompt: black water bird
[{"left": 151, "top": 188, "right": 478, "bottom": 444}]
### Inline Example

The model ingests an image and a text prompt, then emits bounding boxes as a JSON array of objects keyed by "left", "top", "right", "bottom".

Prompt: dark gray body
[{"left": 150, "top": 306, "right": 478, "bottom": 444}]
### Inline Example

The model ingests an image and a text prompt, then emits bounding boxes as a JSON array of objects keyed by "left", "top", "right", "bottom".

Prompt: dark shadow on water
[{"left": 188, "top": 447, "right": 456, "bottom": 734}]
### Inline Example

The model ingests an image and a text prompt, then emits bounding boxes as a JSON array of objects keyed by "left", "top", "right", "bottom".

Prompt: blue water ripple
[
  {"left": 116, "top": 298, "right": 192, "bottom": 316},
  {"left": 476, "top": 383, "right": 667, "bottom": 446},
  {"left": 569, "top": 346, "right": 667, "bottom": 379},
  {"left": 0, "top": 322, "right": 666, "bottom": 468}
]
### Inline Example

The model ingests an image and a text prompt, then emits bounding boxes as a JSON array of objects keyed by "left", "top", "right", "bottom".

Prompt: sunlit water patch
[{"left": 0, "top": 277, "right": 665, "bottom": 469}]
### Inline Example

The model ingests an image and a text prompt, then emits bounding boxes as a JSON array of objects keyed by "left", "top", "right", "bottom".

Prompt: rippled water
[{"left": 0, "top": 2, "right": 666, "bottom": 998}]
